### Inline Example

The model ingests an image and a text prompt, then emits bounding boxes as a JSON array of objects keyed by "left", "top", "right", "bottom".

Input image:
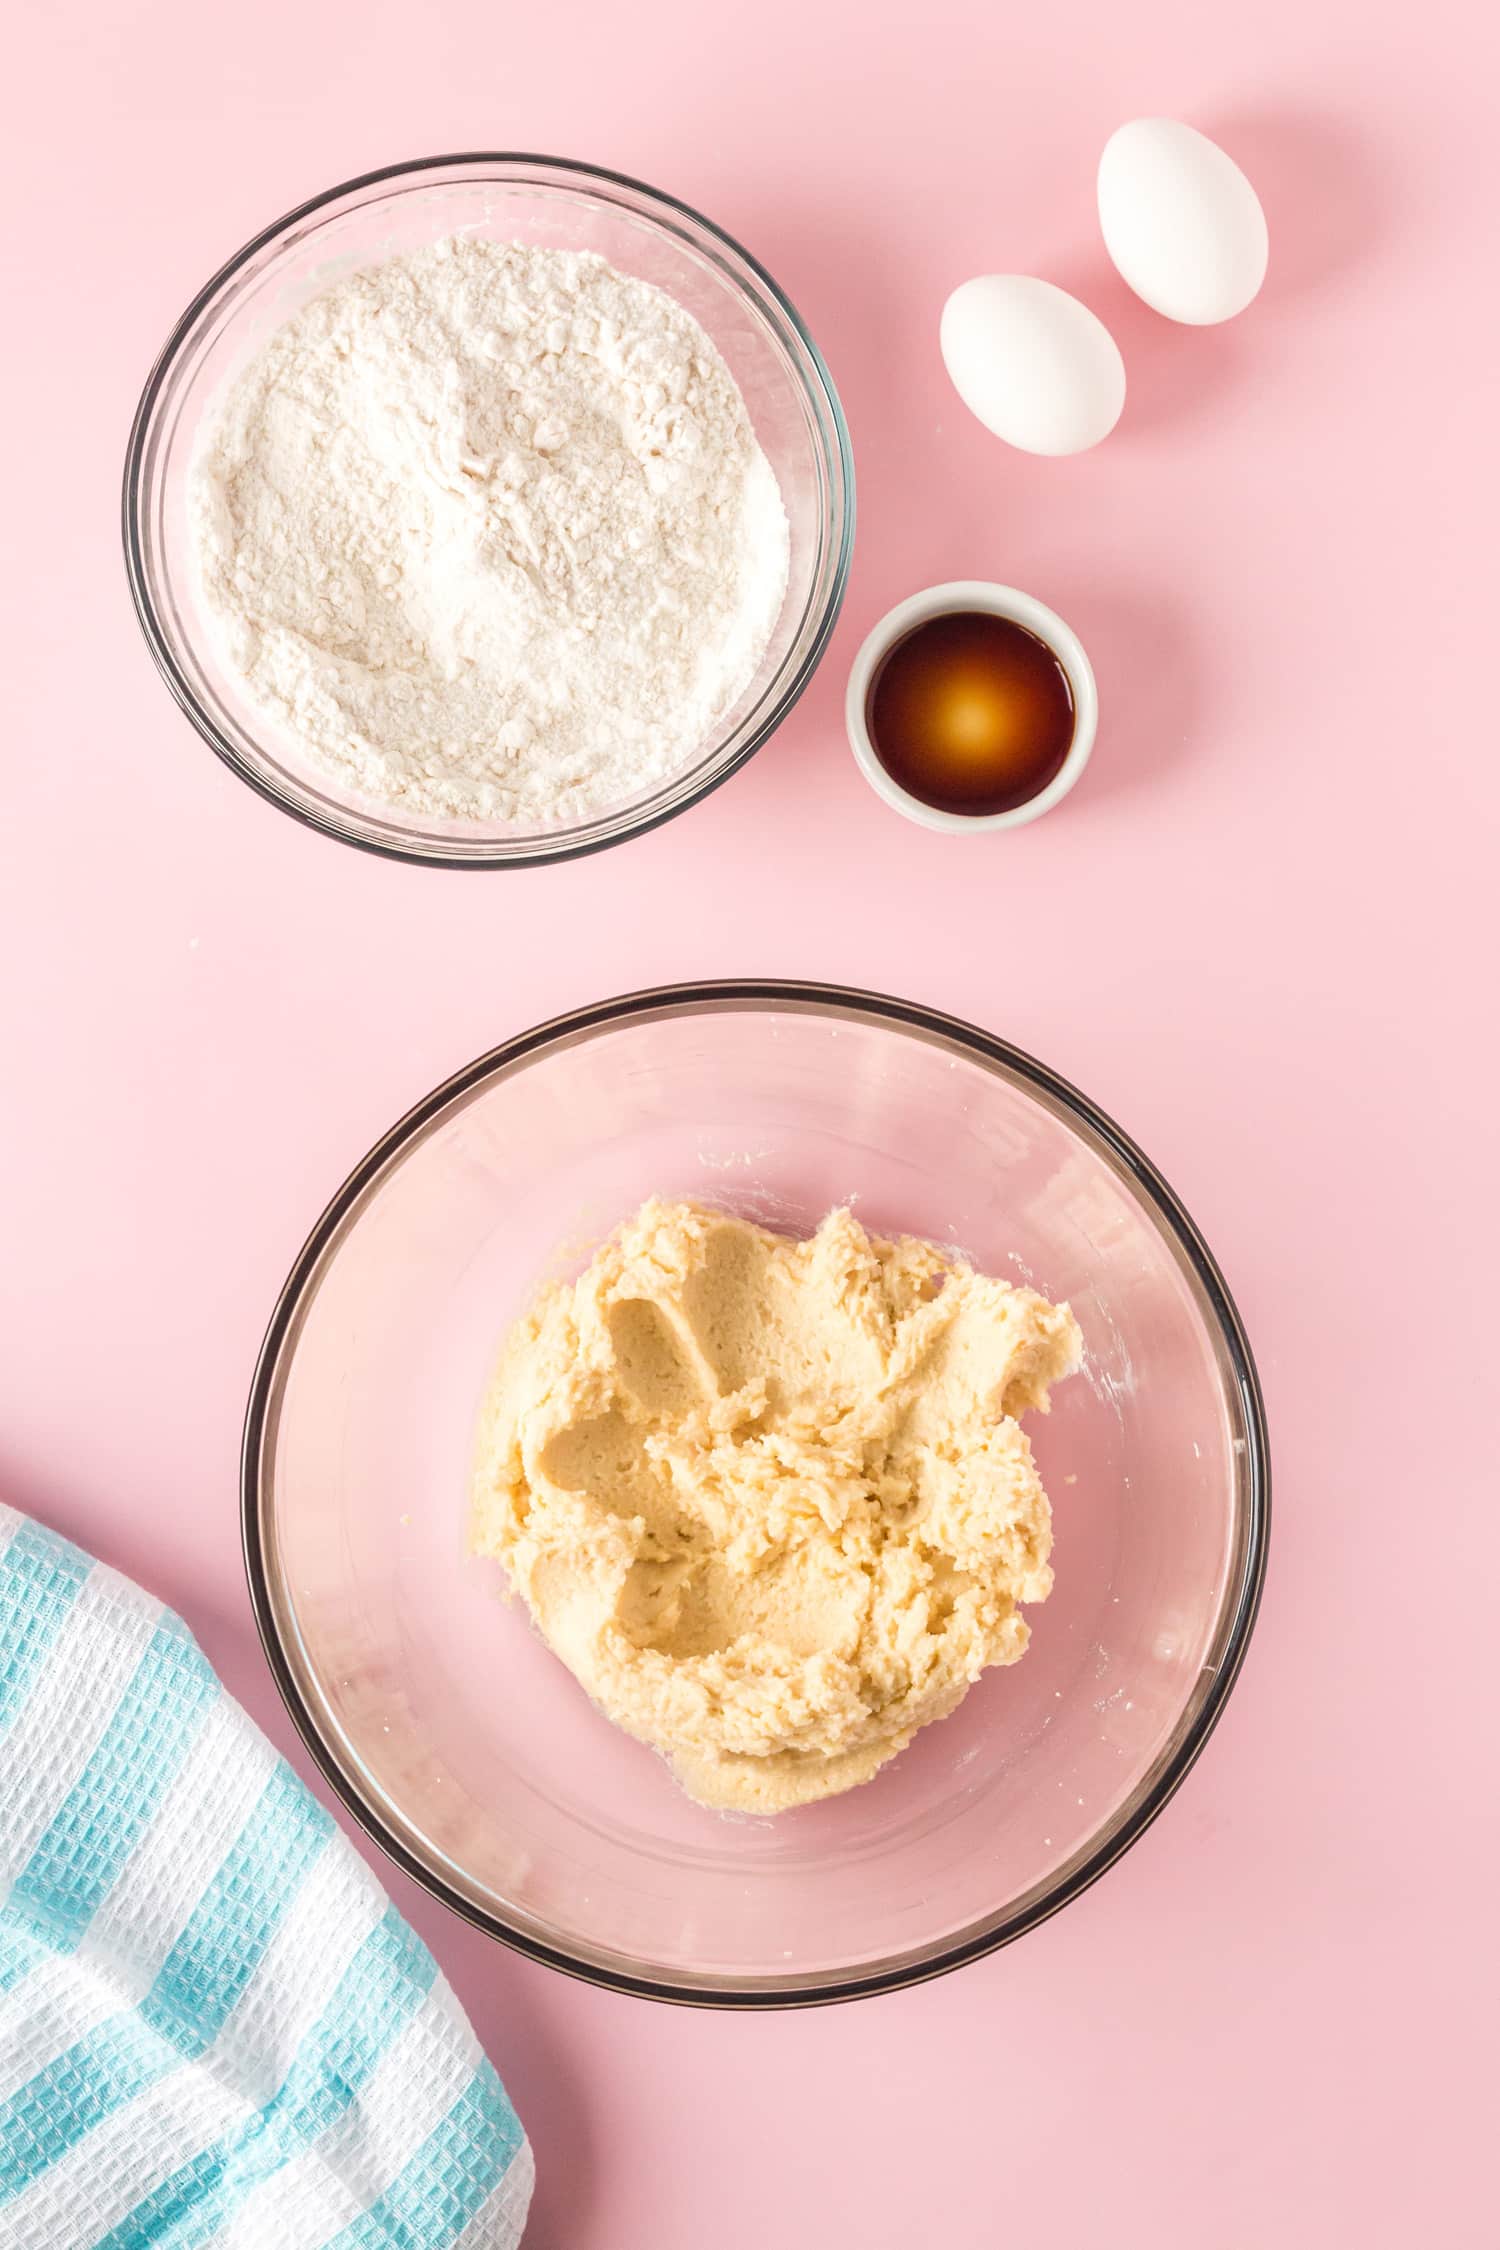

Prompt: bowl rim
[
  {"left": 121, "top": 152, "right": 856, "bottom": 871},
  {"left": 242, "top": 978, "right": 1270, "bottom": 2008}
]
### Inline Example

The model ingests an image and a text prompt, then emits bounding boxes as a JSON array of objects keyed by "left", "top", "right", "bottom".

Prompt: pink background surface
[{"left": 3, "top": 2, "right": 1495, "bottom": 2244}]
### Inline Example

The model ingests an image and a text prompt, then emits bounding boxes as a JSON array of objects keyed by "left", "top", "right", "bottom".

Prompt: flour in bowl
[{"left": 191, "top": 238, "right": 791, "bottom": 826}]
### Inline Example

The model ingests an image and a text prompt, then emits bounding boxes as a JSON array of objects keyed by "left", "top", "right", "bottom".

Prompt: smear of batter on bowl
[{"left": 469, "top": 1199, "right": 1082, "bottom": 1812}]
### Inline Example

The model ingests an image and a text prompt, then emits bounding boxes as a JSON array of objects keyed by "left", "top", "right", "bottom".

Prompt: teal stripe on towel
[
  {"left": 86, "top": 1905, "right": 438, "bottom": 2250},
  {"left": 0, "top": 1508, "right": 529, "bottom": 2248},
  {"left": 7, "top": 1615, "right": 217, "bottom": 1952},
  {"left": 0, "top": 1921, "right": 49, "bottom": 1999},
  {"left": 0, "top": 1520, "right": 90, "bottom": 1736},
  {"left": 324, "top": 2063, "right": 523, "bottom": 2250},
  {"left": 0, "top": 1766, "right": 329, "bottom": 2200},
  {"left": 140, "top": 1760, "right": 332, "bottom": 2056},
  {"left": 0, "top": 2009, "right": 169, "bottom": 2199}
]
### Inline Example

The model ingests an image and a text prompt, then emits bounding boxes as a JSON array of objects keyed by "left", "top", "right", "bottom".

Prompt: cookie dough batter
[{"left": 470, "top": 1200, "right": 1082, "bottom": 1812}]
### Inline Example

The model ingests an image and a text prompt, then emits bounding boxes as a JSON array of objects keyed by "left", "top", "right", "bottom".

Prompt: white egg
[
  {"left": 1098, "top": 118, "right": 1268, "bottom": 325},
  {"left": 940, "top": 276, "right": 1125, "bottom": 456}
]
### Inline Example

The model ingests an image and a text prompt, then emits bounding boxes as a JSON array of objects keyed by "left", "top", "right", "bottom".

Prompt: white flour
[{"left": 192, "top": 237, "right": 790, "bottom": 826}]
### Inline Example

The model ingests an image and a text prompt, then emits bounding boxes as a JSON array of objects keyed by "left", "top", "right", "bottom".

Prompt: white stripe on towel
[
  {"left": 216, "top": 1975, "right": 484, "bottom": 2250},
  {"left": 81, "top": 1700, "right": 278, "bottom": 1989},
  {"left": 198, "top": 1830, "right": 382, "bottom": 2108}
]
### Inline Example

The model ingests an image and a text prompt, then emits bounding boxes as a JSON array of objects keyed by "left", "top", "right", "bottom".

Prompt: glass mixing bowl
[
  {"left": 244, "top": 984, "right": 1268, "bottom": 2006},
  {"left": 123, "top": 156, "right": 854, "bottom": 868}
]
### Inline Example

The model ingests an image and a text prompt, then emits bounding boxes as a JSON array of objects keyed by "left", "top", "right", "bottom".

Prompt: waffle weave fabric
[{"left": 0, "top": 1505, "right": 532, "bottom": 2249}]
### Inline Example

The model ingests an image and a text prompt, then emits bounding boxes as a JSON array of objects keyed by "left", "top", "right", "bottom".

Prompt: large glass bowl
[
  {"left": 123, "top": 157, "right": 853, "bottom": 868},
  {"left": 244, "top": 984, "right": 1268, "bottom": 2006}
]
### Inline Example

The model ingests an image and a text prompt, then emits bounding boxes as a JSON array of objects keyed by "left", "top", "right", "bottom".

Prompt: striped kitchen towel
[{"left": 0, "top": 1505, "right": 532, "bottom": 2248}]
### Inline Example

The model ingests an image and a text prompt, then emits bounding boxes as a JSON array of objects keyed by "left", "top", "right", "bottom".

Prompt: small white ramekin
[{"left": 845, "top": 581, "right": 1097, "bottom": 833}]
